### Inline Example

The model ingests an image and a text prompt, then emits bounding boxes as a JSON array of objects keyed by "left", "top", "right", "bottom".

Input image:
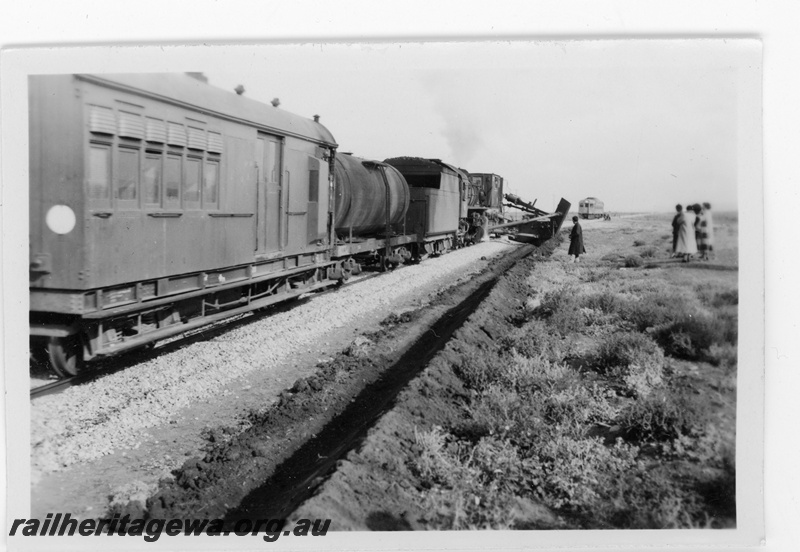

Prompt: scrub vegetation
[
  {"left": 289, "top": 214, "right": 740, "bottom": 530},
  {"left": 406, "top": 216, "right": 738, "bottom": 529},
  {"left": 414, "top": 264, "right": 736, "bottom": 528}
]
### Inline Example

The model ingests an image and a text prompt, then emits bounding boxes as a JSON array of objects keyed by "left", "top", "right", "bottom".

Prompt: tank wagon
[
  {"left": 330, "top": 153, "right": 415, "bottom": 270},
  {"left": 578, "top": 197, "right": 605, "bottom": 219},
  {"left": 30, "top": 74, "right": 568, "bottom": 377}
]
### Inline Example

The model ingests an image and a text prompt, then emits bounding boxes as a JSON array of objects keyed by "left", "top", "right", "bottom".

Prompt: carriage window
[
  {"left": 143, "top": 153, "right": 162, "bottom": 206},
  {"left": 165, "top": 154, "right": 181, "bottom": 208},
  {"left": 116, "top": 147, "right": 139, "bottom": 204},
  {"left": 308, "top": 169, "right": 319, "bottom": 203},
  {"left": 184, "top": 157, "right": 201, "bottom": 207},
  {"left": 87, "top": 144, "right": 111, "bottom": 201},
  {"left": 203, "top": 159, "right": 219, "bottom": 207},
  {"left": 268, "top": 141, "right": 280, "bottom": 182}
]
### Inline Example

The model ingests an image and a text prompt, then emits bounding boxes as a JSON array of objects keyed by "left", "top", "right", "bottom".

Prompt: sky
[{"left": 199, "top": 40, "right": 754, "bottom": 213}]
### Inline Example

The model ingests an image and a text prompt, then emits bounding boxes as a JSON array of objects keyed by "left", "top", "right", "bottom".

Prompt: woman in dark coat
[
  {"left": 671, "top": 204, "right": 683, "bottom": 257},
  {"left": 568, "top": 216, "right": 586, "bottom": 262}
]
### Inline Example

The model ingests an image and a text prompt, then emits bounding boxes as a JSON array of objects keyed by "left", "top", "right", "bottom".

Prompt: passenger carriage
[{"left": 29, "top": 74, "right": 338, "bottom": 375}]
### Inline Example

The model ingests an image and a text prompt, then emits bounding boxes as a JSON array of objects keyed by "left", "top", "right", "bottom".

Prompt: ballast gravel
[{"left": 30, "top": 240, "right": 518, "bottom": 479}]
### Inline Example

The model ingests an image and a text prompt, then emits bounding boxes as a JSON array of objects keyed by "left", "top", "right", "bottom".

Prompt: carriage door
[{"left": 255, "top": 134, "right": 283, "bottom": 254}]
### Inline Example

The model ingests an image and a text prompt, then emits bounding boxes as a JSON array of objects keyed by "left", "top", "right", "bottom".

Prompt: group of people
[{"left": 671, "top": 203, "right": 714, "bottom": 262}]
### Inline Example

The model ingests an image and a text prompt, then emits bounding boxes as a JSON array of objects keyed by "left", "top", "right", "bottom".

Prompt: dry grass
[{"left": 414, "top": 213, "right": 738, "bottom": 529}]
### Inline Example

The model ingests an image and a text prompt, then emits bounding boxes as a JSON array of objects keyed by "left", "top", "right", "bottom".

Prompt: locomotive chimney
[{"left": 313, "top": 114, "right": 320, "bottom": 123}]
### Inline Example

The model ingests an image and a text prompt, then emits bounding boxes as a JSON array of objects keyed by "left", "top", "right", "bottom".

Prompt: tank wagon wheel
[
  {"left": 47, "top": 335, "right": 84, "bottom": 378},
  {"left": 344, "top": 257, "right": 361, "bottom": 275},
  {"left": 338, "top": 263, "right": 352, "bottom": 285}
]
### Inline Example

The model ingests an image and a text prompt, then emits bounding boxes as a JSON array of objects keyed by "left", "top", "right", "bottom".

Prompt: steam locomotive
[{"left": 29, "top": 74, "right": 569, "bottom": 377}]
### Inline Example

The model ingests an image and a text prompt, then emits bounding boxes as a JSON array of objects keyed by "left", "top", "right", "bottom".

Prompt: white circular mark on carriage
[{"left": 45, "top": 205, "right": 77, "bottom": 235}]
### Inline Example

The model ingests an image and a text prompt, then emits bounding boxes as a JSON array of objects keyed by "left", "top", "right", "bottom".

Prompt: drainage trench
[{"left": 223, "top": 275, "right": 500, "bottom": 525}]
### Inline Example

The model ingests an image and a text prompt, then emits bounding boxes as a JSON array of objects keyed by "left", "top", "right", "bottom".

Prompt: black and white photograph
[{"left": 2, "top": 2, "right": 793, "bottom": 550}]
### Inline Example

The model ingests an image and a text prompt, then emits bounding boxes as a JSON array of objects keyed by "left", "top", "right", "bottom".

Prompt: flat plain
[{"left": 292, "top": 211, "right": 739, "bottom": 529}]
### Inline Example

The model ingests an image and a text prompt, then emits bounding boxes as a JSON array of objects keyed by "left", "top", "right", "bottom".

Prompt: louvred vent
[
  {"left": 207, "top": 131, "right": 223, "bottom": 153},
  {"left": 89, "top": 105, "right": 115, "bottom": 135},
  {"left": 118, "top": 111, "right": 144, "bottom": 139},
  {"left": 146, "top": 117, "right": 166, "bottom": 143},
  {"left": 187, "top": 126, "right": 205, "bottom": 150},
  {"left": 167, "top": 122, "right": 187, "bottom": 147}
]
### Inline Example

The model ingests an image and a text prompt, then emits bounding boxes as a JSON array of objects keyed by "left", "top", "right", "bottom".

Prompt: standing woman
[
  {"left": 671, "top": 204, "right": 683, "bottom": 257},
  {"left": 568, "top": 216, "right": 586, "bottom": 262},
  {"left": 694, "top": 203, "right": 710, "bottom": 260},
  {"left": 703, "top": 202, "right": 715, "bottom": 260},
  {"left": 675, "top": 205, "right": 697, "bottom": 262}
]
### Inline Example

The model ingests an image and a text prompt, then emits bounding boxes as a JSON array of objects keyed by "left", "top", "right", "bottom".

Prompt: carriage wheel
[{"left": 47, "top": 335, "right": 84, "bottom": 378}]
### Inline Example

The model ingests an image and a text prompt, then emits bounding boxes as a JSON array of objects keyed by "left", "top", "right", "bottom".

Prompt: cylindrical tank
[{"left": 333, "top": 154, "right": 410, "bottom": 235}]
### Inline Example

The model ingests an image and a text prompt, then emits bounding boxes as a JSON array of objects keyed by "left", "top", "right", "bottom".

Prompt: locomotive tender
[{"left": 30, "top": 74, "right": 568, "bottom": 377}]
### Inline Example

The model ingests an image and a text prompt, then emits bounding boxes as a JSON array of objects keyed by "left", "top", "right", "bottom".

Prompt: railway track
[
  {"left": 29, "top": 270, "right": 384, "bottom": 399},
  {"left": 30, "top": 378, "right": 75, "bottom": 399}
]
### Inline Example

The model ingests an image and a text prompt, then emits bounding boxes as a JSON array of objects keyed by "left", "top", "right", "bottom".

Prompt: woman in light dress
[{"left": 674, "top": 204, "right": 697, "bottom": 262}]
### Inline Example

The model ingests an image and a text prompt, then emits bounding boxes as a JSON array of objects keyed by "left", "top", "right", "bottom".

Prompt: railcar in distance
[
  {"left": 578, "top": 197, "right": 605, "bottom": 219},
  {"left": 30, "top": 73, "right": 339, "bottom": 376}
]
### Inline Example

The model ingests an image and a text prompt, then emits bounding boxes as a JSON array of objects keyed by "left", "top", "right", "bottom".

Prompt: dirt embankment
[
  {"left": 292, "top": 252, "right": 561, "bottom": 530},
  {"left": 131, "top": 240, "right": 554, "bottom": 522}
]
